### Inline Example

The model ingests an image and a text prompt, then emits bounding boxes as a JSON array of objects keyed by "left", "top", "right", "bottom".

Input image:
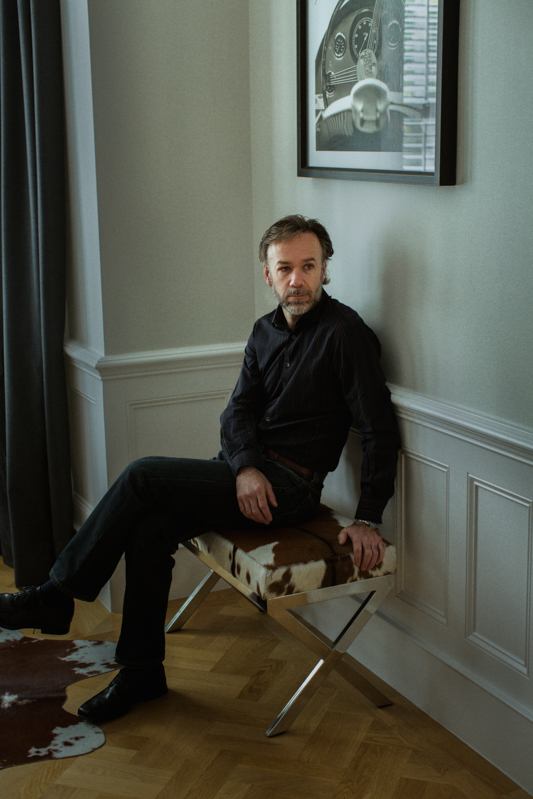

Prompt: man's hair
[{"left": 259, "top": 215, "right": 334, "bottom": 285}]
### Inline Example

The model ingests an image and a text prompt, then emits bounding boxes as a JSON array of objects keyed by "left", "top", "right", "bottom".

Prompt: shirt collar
[{"left": 271, "top": 290, "right": 330, "bottom": 331}]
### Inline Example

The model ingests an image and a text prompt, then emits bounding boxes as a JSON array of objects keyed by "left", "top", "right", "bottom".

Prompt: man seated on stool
[{"left": 0, "top": 215, "right": 400, "bottom": 723}]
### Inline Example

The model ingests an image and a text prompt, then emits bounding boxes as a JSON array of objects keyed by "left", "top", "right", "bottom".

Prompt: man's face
[{"left": 264, "top": 232, "right": 326, "bottom": 328}]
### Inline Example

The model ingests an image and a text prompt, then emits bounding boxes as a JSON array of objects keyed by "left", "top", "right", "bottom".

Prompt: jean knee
[{"left": 120, "top": 457, "right": 156, "bottom": 492}]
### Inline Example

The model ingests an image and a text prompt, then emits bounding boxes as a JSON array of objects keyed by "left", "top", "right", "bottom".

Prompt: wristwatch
[{"left": 354, "top": 518, "right": 380, "bottom": 530}]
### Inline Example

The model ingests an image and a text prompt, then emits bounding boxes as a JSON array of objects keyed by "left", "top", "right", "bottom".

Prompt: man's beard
[{"left": 271, "top": 283, "right": 323, "bottom": 317}]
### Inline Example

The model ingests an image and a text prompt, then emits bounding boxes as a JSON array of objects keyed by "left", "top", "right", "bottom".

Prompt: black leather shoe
[
  {"left": 0, "top": 586, "right": 73, "bottom": 635},
  {"left": 77, "top": 665, "right": 168, "bottom": 723}
]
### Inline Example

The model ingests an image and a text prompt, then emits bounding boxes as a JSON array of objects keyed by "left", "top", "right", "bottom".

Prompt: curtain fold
[{"left": 0, "top": 0, "right": 73, "bottom": 585}]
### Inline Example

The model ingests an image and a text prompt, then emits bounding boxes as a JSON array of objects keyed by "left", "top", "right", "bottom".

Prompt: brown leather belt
[{"left": 264, "top": 448, "right": 327, "bottom": 483}]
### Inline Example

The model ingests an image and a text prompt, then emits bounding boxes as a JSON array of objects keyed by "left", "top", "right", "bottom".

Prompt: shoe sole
[
  {"left": 77, "top": 686, "right": 169, "bottom": 724},
  {"left": 0, "top": 621, "right": 71, "bottom": 635},
  {"left": 40, "top": 624, "right": 71, "bottom": 635}
]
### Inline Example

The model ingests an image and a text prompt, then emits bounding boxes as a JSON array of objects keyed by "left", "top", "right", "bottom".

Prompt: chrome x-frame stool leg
[
  {"left": 264, "top": 575, "right": 394, "bottom": 736},
  {"left": 165, "top": 542, "right": 395, "bottom": 737}
]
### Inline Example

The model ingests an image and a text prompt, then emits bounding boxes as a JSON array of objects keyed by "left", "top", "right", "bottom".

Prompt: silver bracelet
[{"left": 354, "top": 518, "right": 380, "bottom": 530}]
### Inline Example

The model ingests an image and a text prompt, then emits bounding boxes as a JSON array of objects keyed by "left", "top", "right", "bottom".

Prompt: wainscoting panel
[
  {"left": 466, "top": 475, "right": 531, "bottom": 675},
  {"left": 98, "top": 343, "right": 245, "bottom": 486},
  {"left": 126, "top": 391, "right": 233, "bottom": 463},
  {"left": 397, "top": 450, "right": 449, "bottom": 626}
]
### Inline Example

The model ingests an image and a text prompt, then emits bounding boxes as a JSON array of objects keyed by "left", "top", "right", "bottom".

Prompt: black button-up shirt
[{"left": 220, "top": 291, "right": 400, "bottom": 523}]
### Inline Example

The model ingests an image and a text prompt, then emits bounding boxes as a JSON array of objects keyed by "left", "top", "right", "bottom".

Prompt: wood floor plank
[
  {"left": 182, "top": 750, "right": 243, "bottom": 799},
  {"left": 445, "top": 767, "right": 506, "bottom": 799},
  {"left": 299, "top": 710, "right": 374, "bottom": 770},
  {"left": 434, "top": 738, "right": 519, "bottom": 796},
  {"left": 241, "top": 789, "right": 305, "bottom": 799},
  {"left": 80, "top": 744, "right": 139, "bottom": 765},
  {"left": 129, "top": 714, "right": 214, "bottom": 769},
  {"left": 210, "top": 632, "right": 280, "bottom": 677},
  {"left": 203, "top": 721, "right": 309, "bottom": 759},
  {"left": 333, "top": 741, "right": 412, "bottom": 799},
  {"left": 402, "top": 753, "right": 451, "bottom": 783},
  {"left": 101, "top": 734, "right": 150, "bottom": 753},
  {"left": 0, "top": 762, "right": 45, "bottom": 799},
  {"left": 236, "top": 657, "right": 287, "bottom": 701},
  {"left": 253, "top": 657, "right": 312, "bottom": 708},
  {"left": 504, "top": 792, "right": 533, "bottom": 799},
  {"left": 54, "top": 757, "right": 173, "bottom": 798},
  {"left": 5, "top": 758, "right": 75, "bottom": 799},
  {"left": 41, "top": 787, "right": 100, "bottom": 799},
  {"left": 391, "top": 777, "right": 431, "bottom": 799},
  {"left": 227, "top": 761, "right": 338, "bottom": 799},
  {"left": 239, "top": 751, "right": 341, "bottom": 781},
  {"left": 211, "top": 780, "right": 251, "bottom": 799},
  {"left": 153, "top": 750, "right": 241, "bottom": 799},
  {"left": 419, "top": 784, "right": 468, "bottom": 799}
]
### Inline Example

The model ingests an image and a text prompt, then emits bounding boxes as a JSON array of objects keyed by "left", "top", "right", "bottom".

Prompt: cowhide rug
[{"left": 0, "top": 627, "right": 116, "bottom": 770}]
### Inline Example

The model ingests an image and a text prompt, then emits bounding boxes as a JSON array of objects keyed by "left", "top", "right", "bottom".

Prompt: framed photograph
[{"left": 297, "top": 0, "right": 460, "bottom": 185}]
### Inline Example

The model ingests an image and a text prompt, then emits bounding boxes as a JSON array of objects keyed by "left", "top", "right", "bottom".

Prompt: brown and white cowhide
[
  {"left": 0, "top": 628, "right": 116, "bottom": 770},
  {"left": 191, "top": 504, "right": 397, "bottom": 601}
]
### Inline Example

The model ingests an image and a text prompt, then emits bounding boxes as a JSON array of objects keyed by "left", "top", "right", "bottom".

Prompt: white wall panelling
[
  {"left": 466, "top": 475, "right": 531, "bottom": 676},
  {"left": 397, "top": 450, "right": 449, "bottom": 626},
  {"left": 381, "top": 386, "right": 533, "bottom": 718},
  {"left": 126, "top": 392, "right": 233, "bottom": 464},
  {"left": 96, "top": 343, "right": 245, "bottom": 485}
]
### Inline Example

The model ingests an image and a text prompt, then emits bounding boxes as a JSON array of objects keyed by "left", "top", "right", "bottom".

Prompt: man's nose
[{"left": 290, "top": 270, "right": 304, "bottom": 286}]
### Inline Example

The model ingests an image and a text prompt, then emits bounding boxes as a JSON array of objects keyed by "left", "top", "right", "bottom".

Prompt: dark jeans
[{"left": 50, "top": 452, "right": 323, "bottom": 667}]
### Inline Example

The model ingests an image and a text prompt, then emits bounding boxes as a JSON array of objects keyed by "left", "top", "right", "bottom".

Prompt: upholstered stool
[{"left": 165, "top": 504, "right": 396, "bottom": 736}]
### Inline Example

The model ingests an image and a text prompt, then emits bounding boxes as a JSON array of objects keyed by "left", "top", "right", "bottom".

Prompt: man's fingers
[
  {"left": 351, "top": 539, "right": 363, "bottom": 568},
  {"left": 360, "top": 546, "right": 374, "bottom": 571},
  {"left": 360, "top": 539, "right": 385, "bottom": 571},
  {"left": 339, "top": 524, "right": 385, "bottom": 571},
  {"left": 266, "top": 482, "right": 278, "bottom": 508},
  {"left": 239, "top": 494, "right": 271, "bottom": 525},
  {"left": 236, "top": 467, "right": 277, "bottom": 525},
  {"left": 256, "top": 493, "right": 273, "bottom": 524}
]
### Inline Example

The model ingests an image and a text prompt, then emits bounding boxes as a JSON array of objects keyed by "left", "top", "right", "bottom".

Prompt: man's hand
[
  {"left": 338, "top": 522, "right": 385, "bottom": 571},
  {"left": 236, "top": 466, "right": 278, "bottom": 525}
]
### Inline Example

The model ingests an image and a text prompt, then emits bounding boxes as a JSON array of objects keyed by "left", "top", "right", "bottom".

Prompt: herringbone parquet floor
[{"left": 0, "top": 558, "right": 530, "bottom": 799}]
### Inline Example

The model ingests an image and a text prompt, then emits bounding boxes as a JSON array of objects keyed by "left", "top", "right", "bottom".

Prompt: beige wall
[
  {"left": 250, "top": 0, "right": 533, "bottom": 431},
  {"left": 86, "top": 0, "right": 255, "bottom": 355}
]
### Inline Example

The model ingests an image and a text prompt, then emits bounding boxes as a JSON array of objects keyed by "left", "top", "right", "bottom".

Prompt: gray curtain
[{"left": 0, "top": 0, "right": 73, "bottom": 586}]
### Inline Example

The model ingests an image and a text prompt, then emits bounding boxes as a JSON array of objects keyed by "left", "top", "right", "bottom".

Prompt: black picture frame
[{"left": 297, "top": 0, "right": 460, "bottom": 185}]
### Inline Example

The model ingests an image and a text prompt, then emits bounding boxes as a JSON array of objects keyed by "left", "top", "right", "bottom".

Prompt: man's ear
[
  {"left": 263, "top": 263, "right": 272, "bottom": 286},
  {"left": 321, "top": 262, "right": 327, "bottom": 283}
]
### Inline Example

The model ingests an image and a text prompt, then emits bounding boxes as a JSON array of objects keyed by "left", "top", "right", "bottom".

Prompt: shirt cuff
[
  {"left": 227, "top": 450, "right": 265, "bottom": 479},
  {"left": 354, "top": 499, "right": 385, "bottom": 526}
]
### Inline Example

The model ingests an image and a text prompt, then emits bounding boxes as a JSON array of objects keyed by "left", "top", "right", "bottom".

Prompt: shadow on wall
[{"left": 377, "top": 224, "right": 437, "bottom": 395}]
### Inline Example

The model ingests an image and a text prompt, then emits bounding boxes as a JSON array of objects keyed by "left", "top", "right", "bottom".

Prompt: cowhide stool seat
[{"left": 165, "top": 504, "right": 396, "bottom": 736}]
